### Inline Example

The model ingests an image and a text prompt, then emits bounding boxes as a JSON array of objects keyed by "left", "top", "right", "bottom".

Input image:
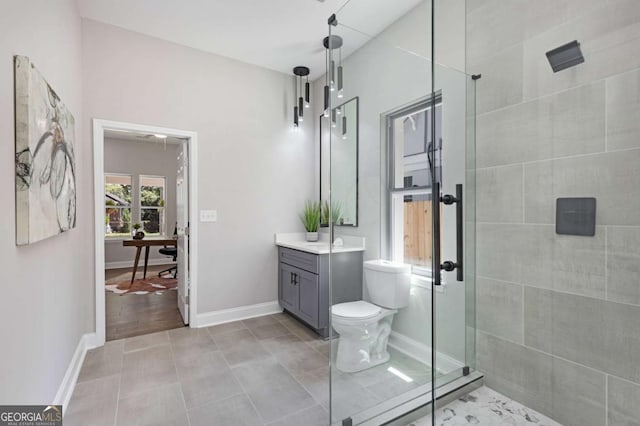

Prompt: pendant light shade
[
  {"left": 304, "top": 80, "right": 310, "bottom": 108},
  {"left": 330, "top": 60, "right": 336, "bottom": 91},
  {"left": 331, "top": 108, "right": 337, "bottom": 128},
  {"left": 323, "top": 84, "right": 330, "bottom": 117},
  {"left": 298, "top": 96, "right": 304, "bottom": 122},
  {"left": 292, "top": 66, "right": 310, "bottom": 128},
  {"left": 337, "top": 65, "right": 344, "bottom": 98},
  {"left": 342, "top": 115, "right": 347, "bottom": 139}
]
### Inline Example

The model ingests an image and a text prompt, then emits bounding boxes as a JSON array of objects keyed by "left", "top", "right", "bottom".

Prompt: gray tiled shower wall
[{"left": 467, "top": 0, "right": 640, "bottom": 425}]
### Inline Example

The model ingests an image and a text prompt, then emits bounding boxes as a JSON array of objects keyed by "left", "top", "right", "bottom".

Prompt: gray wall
[
  {"left": 82, "top": 19, "right": 315, "bottom": 316},
  {"left": 104, "top": 137, "right": 179, "bottom": 266},
  {"left": 0, "top": 0, "right": 93, "bottom": 404},
  {"left": 469, "top": 0, "right": 640, "bottom": 424}
]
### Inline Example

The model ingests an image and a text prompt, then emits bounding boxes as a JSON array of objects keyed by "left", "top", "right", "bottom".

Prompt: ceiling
[
  {"left": 104, "top": 129, "right": 184, "bottom": 146},
  {"left": 76, "top": 0, "right": 423, "bottom": 80}
]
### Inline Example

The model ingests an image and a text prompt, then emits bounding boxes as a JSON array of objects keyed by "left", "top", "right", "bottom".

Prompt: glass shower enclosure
[{"left": 323, "top": 0, "right": 478, "bottom": 424}]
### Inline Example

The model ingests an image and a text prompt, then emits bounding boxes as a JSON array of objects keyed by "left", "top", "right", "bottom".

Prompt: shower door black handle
[
  {"left": 440, "top": 184, "right": 464, "bottom": 282},
  {"left": 433, "top": 182, "right": 441, "bottom": 286}
]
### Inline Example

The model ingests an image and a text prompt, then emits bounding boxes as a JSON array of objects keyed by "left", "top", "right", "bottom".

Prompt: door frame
[{"left": 92, "top": 119, "right": 199, "bottom": 346}]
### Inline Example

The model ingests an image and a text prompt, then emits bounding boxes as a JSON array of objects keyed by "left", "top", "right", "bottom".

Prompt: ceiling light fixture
[
  {"left": 293, "top": 66, "right": 310, "bottom": 129},
  {"left": 154, "top": 134, "right": 167, "bottom": 139},
  {"left": 323, "top": 32, "right": 343, "bottom": 117}
]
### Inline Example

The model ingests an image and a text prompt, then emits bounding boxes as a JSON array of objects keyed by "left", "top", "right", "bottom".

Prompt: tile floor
[
  {"left": 67, "top": 311, "right": 562, "bottom": 425},
  {"left": 410, "top": 385, "right": 561, "bottom": 426},
  {"left": 67, "top": 311, "right": 432, "bottom": 425}
]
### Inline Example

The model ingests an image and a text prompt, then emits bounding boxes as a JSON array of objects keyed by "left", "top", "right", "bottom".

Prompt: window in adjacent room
[
  {"left": 140, "top": 175, "right": 166, "bottom": 236},
  {"left": 105, "top": 174, "right": 132, "bottom": 237},
  {"left": 387, "top": 96, "right": 442, "bottom": 276}
]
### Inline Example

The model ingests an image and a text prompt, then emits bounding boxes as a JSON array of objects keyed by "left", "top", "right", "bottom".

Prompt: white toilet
[{"left": 331, "top": 259, "right": 411, "bottom": 373}]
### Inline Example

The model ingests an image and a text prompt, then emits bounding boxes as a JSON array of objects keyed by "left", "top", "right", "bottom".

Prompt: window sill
[{"left": 105, "top": 237, "right": 129, "bottom": 243}]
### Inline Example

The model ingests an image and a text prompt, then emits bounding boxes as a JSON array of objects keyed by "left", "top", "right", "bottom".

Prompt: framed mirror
[{"left": 320, "top": 96, "right": 358, "bottom": 227}]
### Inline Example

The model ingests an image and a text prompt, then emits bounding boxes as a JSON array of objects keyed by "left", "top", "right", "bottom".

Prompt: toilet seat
[{"left": 332, "top": 301, "right": 381, "bottom": 319}]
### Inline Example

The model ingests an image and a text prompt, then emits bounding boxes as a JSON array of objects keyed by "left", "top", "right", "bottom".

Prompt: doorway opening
[{"left": 93, "top": 120, "right": 199, "bottom": 345}]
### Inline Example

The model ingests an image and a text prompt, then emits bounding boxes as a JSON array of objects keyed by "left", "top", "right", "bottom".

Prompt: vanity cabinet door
[
  {"left": 297, "top": 269, "right": 319, "bottom": 328},
  {"left": 279, "top": 263, "right": 299, "bottom": 312}
]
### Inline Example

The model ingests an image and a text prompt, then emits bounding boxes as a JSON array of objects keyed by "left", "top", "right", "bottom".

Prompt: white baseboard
[
  {"left": 55, "top": 332, "right": 97, "bottom": 414},
  {"left": 105, "top": 259, "right": 173, "bottom": 270},
  {"left": 195, "top": 301, "right": 282, "bottom": 328},
  {"left": 389, "top": 331, "right": 464, "bottom": 374}
]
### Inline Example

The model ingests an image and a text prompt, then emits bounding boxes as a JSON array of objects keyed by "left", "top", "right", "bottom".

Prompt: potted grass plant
[
  {"left": 321, "top": 200, "right": 342, "bottom": 227},
  {"left": 300, "top": 200, "right": 321, "bottom": 242}
]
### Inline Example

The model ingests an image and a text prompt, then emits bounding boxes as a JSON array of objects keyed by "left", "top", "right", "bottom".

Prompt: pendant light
[
  {"left": 342, "top": 109, "right": 347, "bottom": 140},
  {"left": 323, "top": 49, "right": 330, "bottom": 117},
  {"left": 337, "top": 48, "right": 344, "bottom": 99},
  {"left": 330, "top": 59, "right": 336, "bottom": 91},
  {"left": 331, "top": 108, "right": 337, "bottom": 128},
  {"left": 293, "top": 66, "right": 310, "bottom": 128},
  {"left": 323, "top": 35, "right": 343, "bottom": 117},
  {"left": 298, "top": 77, "right": 304, "bottom": 123}
]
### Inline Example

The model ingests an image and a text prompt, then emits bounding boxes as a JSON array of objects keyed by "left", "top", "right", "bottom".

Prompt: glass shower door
[
  {"left": 325, "top": 0, "right": 477, "bottom": 424},
  {"left": 430, "top": 53, "right": 479, "bottom": 419},
  {"left": 326, "top": 1, "right": 437, "bottom": 424}
]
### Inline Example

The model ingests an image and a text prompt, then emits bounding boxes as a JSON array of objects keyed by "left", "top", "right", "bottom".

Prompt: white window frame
[
  {"left": 139, "top": 175, "right": 166, "bottom": 236},
  {"left": 104, "top": 173, "right": 133, "bottom": 239},
  {"left": 386, "top": 95, "right": 442, "bottom": 278}
]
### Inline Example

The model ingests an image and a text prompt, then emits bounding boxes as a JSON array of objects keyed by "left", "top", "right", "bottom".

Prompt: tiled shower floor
[{"left": 409, "top": 385, "right": 561, "bottom": 426}]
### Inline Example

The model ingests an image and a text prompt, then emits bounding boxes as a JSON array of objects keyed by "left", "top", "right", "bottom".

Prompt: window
[
  {"left": 105, "top": 174, "right": 132, "bottom": 237},
  {"left": 388, "top": 98, "right": 442, "bottom": 276},
  {"left": 104, "top": 174, "right": 167, "bottom": 238},
  {"left": 140, "top": 176, "right": 165, "bottom": 236}
]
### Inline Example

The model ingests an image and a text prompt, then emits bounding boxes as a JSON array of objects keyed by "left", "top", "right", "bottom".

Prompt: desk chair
[{"left": 158, "top": 226, "right": 178, "bottom": 278}]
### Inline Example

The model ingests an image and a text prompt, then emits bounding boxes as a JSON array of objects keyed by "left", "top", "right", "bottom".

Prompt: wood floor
[{"left": 105, "top": 265, "right": 185, "bottom": 341}]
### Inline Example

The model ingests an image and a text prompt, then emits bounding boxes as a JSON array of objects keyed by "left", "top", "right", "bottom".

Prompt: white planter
[{"left": 306, "top": 232, "right": 319, "bottom": 242}]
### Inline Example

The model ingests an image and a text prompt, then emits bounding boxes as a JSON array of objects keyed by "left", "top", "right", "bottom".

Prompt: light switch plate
[{"left": 200, "top": 210, "right": 217, "bottom": 222}]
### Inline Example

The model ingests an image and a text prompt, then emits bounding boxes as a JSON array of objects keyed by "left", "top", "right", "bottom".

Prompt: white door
[{"left": 176, "top": 143, "right": 189, "bottom": 324}]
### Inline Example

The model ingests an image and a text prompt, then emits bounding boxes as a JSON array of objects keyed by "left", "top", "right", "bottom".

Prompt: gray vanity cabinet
[
  {"left": 278, "top": 246, "right": 362, "bottom": 338},
  {"left": 297, "top": 270, "right": 319, "bottom": 327},
  {"left": 279, "top": 263, "right": 300, "bottom": 312}
]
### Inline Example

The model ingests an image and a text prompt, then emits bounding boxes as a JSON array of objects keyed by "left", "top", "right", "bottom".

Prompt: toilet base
[{"left": 333, "top": 312, "right": 394, "bottom": 373}]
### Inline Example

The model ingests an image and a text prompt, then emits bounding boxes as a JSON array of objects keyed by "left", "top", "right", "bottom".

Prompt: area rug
[{"left": 106, "top": 276, "right": 177, "bottom": 295}]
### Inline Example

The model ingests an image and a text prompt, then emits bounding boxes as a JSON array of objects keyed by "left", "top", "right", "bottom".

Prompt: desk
[{"left": 122, "top": 237, "right": 177, "bottom": 287}]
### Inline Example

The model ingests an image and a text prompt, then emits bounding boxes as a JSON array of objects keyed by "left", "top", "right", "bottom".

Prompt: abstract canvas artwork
[{"left": 14, "top": 55, "right": 76, "bottom": 245}]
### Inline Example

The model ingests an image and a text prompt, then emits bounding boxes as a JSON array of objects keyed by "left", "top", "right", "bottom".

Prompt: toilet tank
[{"left": 364, "top": 260, "right": 411, "bottom": 309}]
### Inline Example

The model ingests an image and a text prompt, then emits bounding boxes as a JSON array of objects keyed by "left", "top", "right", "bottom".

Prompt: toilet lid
[{"left": 332, "top": 301, "right": 381, "bottom": 319}]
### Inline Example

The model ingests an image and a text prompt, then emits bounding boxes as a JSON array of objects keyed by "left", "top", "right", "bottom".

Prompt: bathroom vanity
[{"left": 275, "top": 233, "right": 365, "bottom": 338}]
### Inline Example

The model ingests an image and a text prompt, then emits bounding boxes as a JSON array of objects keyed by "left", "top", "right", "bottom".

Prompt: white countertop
[{"left": 274, "top": 232, "right": 365, "bottom": 255}]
